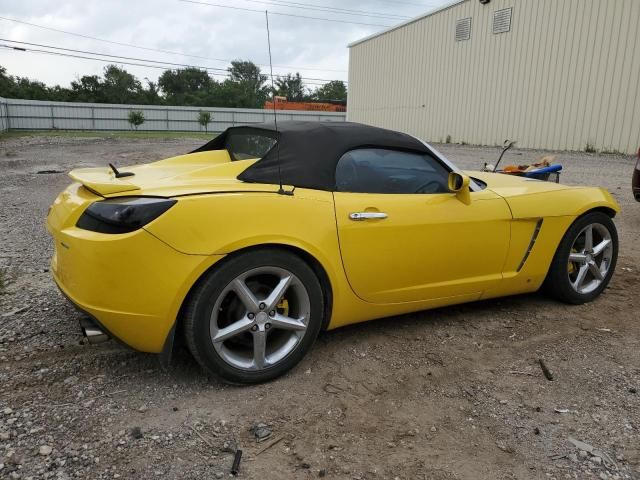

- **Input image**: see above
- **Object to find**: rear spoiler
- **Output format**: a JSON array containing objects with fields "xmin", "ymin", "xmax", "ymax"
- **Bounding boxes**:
[{"xmin": 69, "ymin": 168, "xmax": 140, "ymax": 196}]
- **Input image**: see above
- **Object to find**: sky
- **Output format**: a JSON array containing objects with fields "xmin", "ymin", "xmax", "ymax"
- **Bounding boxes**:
[{"xmin": 0, "ymin": 0, "xmax": 450, "ymax": 90}]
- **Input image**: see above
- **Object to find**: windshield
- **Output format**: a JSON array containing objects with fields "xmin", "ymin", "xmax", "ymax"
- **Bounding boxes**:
[{"xmin": 225, "ymin": 131, "xmax": 277, "ymax": 161}]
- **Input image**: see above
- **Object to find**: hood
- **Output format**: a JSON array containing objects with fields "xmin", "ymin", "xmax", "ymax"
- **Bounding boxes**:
[
  {"xmin": 468, "ymin": 170, "xmax": 574, "ymax": 196},
  {"xmin": 467, "ymin": 171, "xmax": 620, "ymax": 218},
  {"xmin": 68, "ymin": 150, "xmax": 280, "ymax": 197}
]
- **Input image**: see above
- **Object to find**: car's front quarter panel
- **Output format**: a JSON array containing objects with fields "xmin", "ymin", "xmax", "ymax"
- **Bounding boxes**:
[
  {"xmin": 480, "ymin": 184, "xmax": 620, "ymax": 299},
  {"xmin": 502, "ymin": 186, "xmax": 620, "ymax": 219}
]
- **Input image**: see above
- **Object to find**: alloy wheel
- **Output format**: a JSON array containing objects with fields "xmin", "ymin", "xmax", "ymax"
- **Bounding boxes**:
[
  {"xmin": 209, "ymin": 266, "xmax": 311, "ymax": 371},
  {"xmin": 567, "ymin": 223, "xmax": 613, "ymax": 294}
]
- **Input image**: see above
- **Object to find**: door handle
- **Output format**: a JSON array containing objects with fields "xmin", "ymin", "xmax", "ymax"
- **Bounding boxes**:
[{"xmin": 349, "ymin": 212, "xmax": 388, "ymax": 221}]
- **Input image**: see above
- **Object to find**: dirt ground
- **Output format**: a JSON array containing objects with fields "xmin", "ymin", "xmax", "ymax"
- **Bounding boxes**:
[{"xmin": 0, "ymin": 134, "xmax": 638, "ymax": 480}]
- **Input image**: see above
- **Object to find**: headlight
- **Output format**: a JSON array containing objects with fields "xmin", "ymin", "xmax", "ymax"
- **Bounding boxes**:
[{"xmin": 76, "ymin": 197, "xmax": 176, "ymax": 234}]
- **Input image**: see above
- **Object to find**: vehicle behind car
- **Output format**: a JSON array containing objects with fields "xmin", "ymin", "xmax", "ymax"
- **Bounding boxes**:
[{"xmin": 633, "ymin": 148, "xmax": 640, "ymax": 201}]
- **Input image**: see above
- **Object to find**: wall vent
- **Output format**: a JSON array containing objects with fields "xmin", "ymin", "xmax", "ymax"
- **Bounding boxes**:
[
  {"xmin": 455, "ymin": 17, "xmax": 472, "ymax": 41},
  {"xmin": 493, "ymin": 7, "xmax": 512, "ymax": 34}
]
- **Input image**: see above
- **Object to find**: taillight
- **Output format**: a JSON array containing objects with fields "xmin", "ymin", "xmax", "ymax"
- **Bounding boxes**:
[{"xmin": 76, "ymin": 197, "xmax": 176, "ymax": 234}]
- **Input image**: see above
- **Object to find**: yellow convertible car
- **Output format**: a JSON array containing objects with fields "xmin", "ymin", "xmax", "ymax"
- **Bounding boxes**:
[{"xmin": 47, "ymin": 122, "xmax": 619, "ymax": 383}]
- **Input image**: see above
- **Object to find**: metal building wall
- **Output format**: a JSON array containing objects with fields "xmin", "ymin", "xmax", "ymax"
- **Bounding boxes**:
[
  {"xmin": 348, "ymin": 0, "xmax": 640, "ymax": 154},
  {"xmin": 3, "ymin": 98, "xmax": 346, "ymax": 132}
]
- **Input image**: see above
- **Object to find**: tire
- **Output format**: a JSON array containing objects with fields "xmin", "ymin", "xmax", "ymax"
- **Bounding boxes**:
[
  {"xmin": 183, "ymin": 248, "xmax": 324, "ymax": 384},
  {"xmin": 544, "ymin": 211, "xmax": 618, "ymax": 304}
]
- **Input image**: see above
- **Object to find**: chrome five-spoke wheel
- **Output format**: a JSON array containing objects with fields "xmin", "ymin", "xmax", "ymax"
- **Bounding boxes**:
[
  {"xmin": 184, "ymin": 249, "xmax": 323, "ymax": 384},
  {"xmin": 567, "ymin": 223, "xmax": 614, "ymax": 294},
  {"xmin": 544, "ymin": 211, "xmax": 618, "ymax": 305},
  {"xmin": 210, "ymin": 267, "xmax": 310, "ymax": 371}
]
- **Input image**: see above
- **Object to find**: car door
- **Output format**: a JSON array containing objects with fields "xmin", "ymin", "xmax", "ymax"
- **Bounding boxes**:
[{"xmin": 333, "ymin": 148, "xmax": 512, "ymax": 304}]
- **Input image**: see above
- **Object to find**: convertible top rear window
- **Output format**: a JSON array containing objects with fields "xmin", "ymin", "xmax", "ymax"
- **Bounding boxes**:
[{"xmin": 224, "ymin": 129, "xmax": 277, "ymax": 161}]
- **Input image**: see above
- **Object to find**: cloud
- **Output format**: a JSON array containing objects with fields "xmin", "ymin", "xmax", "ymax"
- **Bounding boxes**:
[{"xmin": 0, "ymin": 0, "xmax": 441, "ymax": 89}]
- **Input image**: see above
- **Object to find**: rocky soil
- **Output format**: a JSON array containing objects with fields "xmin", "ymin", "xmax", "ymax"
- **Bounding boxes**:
[{"xmin": 0, "ymin": 134, "xmax": 638, "ymax": 480}]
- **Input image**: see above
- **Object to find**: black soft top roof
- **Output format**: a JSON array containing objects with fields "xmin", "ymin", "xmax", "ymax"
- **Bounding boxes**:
[{"xmin": 193, "ymin": 121, "xmax": 430, "ymax": 191}]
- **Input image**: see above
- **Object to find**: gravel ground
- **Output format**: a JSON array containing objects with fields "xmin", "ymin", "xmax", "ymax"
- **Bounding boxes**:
[{"xmin": 0, "ymin": 134, "xmax": 638, "ymax": 480}]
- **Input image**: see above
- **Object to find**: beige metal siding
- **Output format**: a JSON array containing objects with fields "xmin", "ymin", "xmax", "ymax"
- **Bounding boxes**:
[{"xmin": 348, "ymin": 0, "xmax": 640, "ymax": 154}]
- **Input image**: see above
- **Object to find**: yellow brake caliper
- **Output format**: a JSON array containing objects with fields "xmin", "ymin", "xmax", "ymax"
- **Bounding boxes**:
[
  {"xmin": 277, "ymin": 298, "xmax": 290, "ymax": 317},
  {"xmin": 568, "ymin": 248, "xmax": 577, "ymax": 274}
]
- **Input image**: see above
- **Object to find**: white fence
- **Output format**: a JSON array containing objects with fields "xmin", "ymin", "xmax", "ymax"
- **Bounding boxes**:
[
  {"xmin": 0, "ymin": 97, "xmax": 346, "ymax": 132},
  {"xmin": 0, "ymin": 97, "xmax": 9, "ymax": 133}
]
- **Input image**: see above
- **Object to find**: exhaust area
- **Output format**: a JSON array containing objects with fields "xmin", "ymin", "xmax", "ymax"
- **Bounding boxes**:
[{"xmin": 79, "ymin": 317, "xmax": 110, "ymax": 344}]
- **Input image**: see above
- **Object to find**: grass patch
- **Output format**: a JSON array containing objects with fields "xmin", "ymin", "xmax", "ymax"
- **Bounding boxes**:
[
  {"xmin": 0, "ymin": 130, "xmax": 217, "ymax": 141},
  {"xmin": 600, "ymin": 149, "xmax": 625, "ymax": 155},
  {"xmin": 585, "ymin": 143, "xmax": 597, "ymax": 153}
]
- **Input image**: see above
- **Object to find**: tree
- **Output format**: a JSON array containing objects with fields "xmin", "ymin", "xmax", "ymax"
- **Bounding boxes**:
[
  {"xmin": 0, "ymin": 66, "xmax": 13, "ymax": 95},
  {"xmin": 0, "ymin": 66, "xmax": 55, "ymax": 101},
  {"xmin": 197, "ymin": 110, "xmax": 212, "ymax": 132},
  {"xmin": 127, "ymin": 110, "xmax": 145, "ymax": 130},
  {"xmin": 0, "ymin": 63, "xmax": 340, "ymax": 109},
  {"xmin": 226, "ymin": 61, "xmax": 269, "ymax": 108},
  {"xmin": 141, "ymin": 79, "xmax": 162, "ymax": 105},
  {"xmin": 70, "ymin": 75, "xmax": 103, "ymax": 102},
  {"xmin": 158, "ymin": 68, "xmax": 212, "ymax": 105},
  {"xmin": 312, "ymin": 80, "xmax": 347, "ymax": 102},
  {"xmin": 69, "ymin": 66, "xmax": 145, "ymax": 104},
  {"xmin": 102, "ymin": 65, "xmax": 143, "ymax": 104},
  {"xmin": 274, "ymin": 73, "xmax": 306, "ymax": 101}
]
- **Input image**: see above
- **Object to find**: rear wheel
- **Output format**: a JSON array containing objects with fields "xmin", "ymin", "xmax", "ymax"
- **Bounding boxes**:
[
  {"xmin": 183, "ymin": 249, "xmax": 324, "ymax": 384},
  {"xmin": 544, "ymin": 212, "xmax": 618, "ymax": 304}
]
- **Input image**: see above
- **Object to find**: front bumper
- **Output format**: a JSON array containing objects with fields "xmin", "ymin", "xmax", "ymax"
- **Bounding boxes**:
[{"xmin": 48, "ymin": 184, "xmax": 223, "ymax": 353}]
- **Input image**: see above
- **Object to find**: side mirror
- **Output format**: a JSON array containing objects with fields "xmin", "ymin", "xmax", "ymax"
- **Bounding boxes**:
[{"xmin": 448, "ymin": 172, "xmax": 472, "ymax": 204}]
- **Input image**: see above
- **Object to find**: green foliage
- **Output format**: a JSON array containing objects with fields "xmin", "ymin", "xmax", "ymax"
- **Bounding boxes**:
[
  {"xmin": 127, "ymin": 110, "xmax": 145, "ymax": 130},
  {"xmin": 275, "ymin": 73, "xmax": 306, "ymax": 101},
  {"xmin": 311, "ymin": 80, "xmax": 347, "ymax": 102},
  {"xmin": 585, "ymin": 143, "xmax": 597, "ymax": 153},
  {"xmin": 0, "ymin": 62, "xmax": 347, "ymax": 109},
  {"xmin": 446, "ymin": 134, "xmax": 452, "ymax": 144},
  {"xmin": 1, "ymin": 66, "xmax": 55, "ymax": 101},
  {"xmin": 159, "ymin": 68, "xmax": 212, "ymax": 105},
  {"xmin": 197, "ymin": 111, "xmax": 212, "ymax": 132}
]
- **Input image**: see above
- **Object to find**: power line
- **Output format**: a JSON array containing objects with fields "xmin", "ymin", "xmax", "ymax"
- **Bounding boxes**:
[
  {"xmin": 0, "ymin": 44, "xmax": 342, "ymax": 87},
  {"xmin": 227, "ymin": 0, "xmax": 411, "ymax": 20},
  {"xmin": 0, "ymin": 16, "xmax": 347, "ymax": 73},
  {"xmin": 178, "ymin": 0, "xmax": 392, "ymax": 27},
  {"xmin": 0, "ymin": 39, "xmax": 347, "ymax": 83},
  {"xmin": 0, "ymin": 45, "xmax": 225, "ymax": 79}
]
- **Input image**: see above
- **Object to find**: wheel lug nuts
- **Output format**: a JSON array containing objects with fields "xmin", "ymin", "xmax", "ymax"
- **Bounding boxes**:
[
  {"xmin": 265, "ymin": 323, "xmax": 271, "ymax": 330},
  {"xmin": 269, "ymin": 310, "xmax": 275, "ymax": 317},
  {"xmin": 259, "ymin": 302, "xmax": 266, "ymax": 310},
  {"xmin": 248, "ymin": 313, "xmax": 255, "ymax": 319},
  {"xmin": 251, "ymin": 325, "xmax": 258, "ymax": 332}
]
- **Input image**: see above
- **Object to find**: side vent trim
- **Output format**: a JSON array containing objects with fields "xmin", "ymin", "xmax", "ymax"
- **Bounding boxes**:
[{"xmin": 517, "ymin": 219, "xmax": 543, "ymax": 272}]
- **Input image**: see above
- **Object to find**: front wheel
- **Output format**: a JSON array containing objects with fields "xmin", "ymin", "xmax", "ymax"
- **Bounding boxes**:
[
  {"xmin": 183, "ymin": 249, "xmax": 324, "ymax": 384},
  {"xmin": 544, "ymin": 211, "xmax": 618, "ymax": 304}
]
